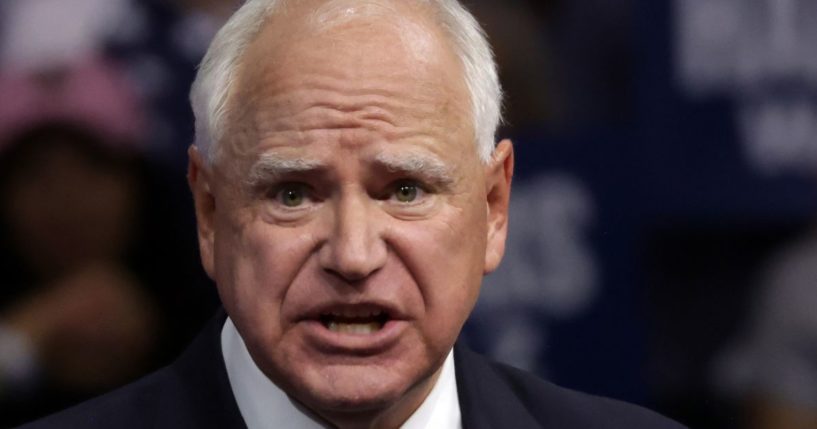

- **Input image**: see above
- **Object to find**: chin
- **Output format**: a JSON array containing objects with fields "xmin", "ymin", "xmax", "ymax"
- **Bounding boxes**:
[
  {"xmin": 247, "ymin": 328, "xmax": 444, "ymax": 421},
  {"xmin": 298, "ymin": 364, "xmax": 412, "ymax": 410}
]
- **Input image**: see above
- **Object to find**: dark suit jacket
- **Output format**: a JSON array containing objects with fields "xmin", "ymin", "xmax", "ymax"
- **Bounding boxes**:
[{"xmin": 20, "ymin": 312, "xmax": 686, "ymax": 428}]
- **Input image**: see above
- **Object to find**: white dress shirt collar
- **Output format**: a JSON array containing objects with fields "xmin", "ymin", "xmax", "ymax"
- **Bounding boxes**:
[{"xmin": 221, "ymin": 317, "xmax": 462, "ymax": 429}]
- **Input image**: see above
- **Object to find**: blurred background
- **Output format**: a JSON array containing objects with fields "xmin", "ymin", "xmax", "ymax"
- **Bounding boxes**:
[{"xmin": 1, "ymin": 0, "xmax": 816, "ymax": 428}]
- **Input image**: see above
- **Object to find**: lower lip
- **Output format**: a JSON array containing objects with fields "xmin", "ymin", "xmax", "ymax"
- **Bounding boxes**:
[{"xmin": 300, "ymin": 319, "xmax": 407, "ymax": 354}]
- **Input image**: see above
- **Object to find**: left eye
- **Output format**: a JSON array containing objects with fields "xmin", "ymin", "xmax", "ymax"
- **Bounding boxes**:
[{"xmin": 394, "ymin": 182, "xmax": 419, "ymax": 202}]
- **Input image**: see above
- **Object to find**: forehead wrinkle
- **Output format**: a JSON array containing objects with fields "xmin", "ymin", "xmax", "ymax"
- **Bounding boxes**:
[
  {"xmin": 263, "ymin": 72, "xmax": 441, "ymax": 115},
  {"xmin": 288, "ymin": 92, "xmax": 405, "ymax": 132},
  {"xmin": 247, "ymin": 79, "xmax": 449, "ymax": 137}
]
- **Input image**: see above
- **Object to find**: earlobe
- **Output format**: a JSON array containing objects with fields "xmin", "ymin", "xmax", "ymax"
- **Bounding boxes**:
[
  {"xmin": 188, "ymin": 145, "xmax": 217, "ymax": 280},
  {"xmin": 484, "ymin": 139, "xmax": 514, "ymax": 274}
]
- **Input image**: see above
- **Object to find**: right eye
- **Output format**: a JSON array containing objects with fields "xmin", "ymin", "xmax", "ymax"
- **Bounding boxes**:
[{"xmin": 280, "ymin": 186, "xmax": 305, "ymax": 207}]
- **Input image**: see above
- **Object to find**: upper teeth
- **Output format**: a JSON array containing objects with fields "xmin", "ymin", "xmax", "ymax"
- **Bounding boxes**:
[{"xmin": 324, "ymin": 309, "xmax": 384, "ymax": 318}]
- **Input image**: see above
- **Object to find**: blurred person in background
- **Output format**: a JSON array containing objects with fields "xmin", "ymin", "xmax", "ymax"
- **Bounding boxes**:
[
  {"xmin": 465, "ymin": 0, "xmax": 557, "ymax": 132},
  {"xmin": 0, "ymin": 57, "xmax": 152, "ymax": 424},
  {"xmin": 0, "ymin": 0, "xmax": 240, "ymax": 170},
  {"xmin": 0, "ymin": 3, "xmax": 280, "ymax": 425},
  {"xmin": 0, "ymin": 57, "xmax": 197, "ymax": 427},
  {"xmin": 715, "ymin": 227, "xmax": 817, "ymax": 429}
]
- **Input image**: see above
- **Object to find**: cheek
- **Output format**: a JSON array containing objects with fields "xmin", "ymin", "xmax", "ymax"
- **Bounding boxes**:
[
  {"xmin": 213, "ymin": 213, "xmax": 318, "ymax": 339},
  {"xmin": 390, "ymin": 201, "xmax": 487, "ymax": 329}
]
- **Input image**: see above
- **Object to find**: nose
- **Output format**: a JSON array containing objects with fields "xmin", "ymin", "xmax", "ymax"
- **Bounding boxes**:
[{"xmin": 318, "ymin": 192, "xmax": 387, "ymax": 282}]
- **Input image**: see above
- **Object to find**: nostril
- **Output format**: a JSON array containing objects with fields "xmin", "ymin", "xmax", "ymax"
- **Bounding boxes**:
[{"xmin": 319, "ymin": 242, "xmax": 385, "ymax": 282}]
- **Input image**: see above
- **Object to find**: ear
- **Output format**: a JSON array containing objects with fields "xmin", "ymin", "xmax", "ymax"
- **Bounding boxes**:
[
  {"xmin": 483, "ymin": 139, "xmax": 514, "ymax": 274},
  {"xmin": 187, "ymin": 145, "xmax": 217, "ymax": 280}
]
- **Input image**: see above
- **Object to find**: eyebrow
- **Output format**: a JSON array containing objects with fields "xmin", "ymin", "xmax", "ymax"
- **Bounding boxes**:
[
  {"xmin": 246, "ymin": 153, "xmax": 325, "ymax": 187},
  {"xmin": 373, "ymin": 152, "xmax": 454, "ymax": 186},
  {"xmin": 245, "ymin": 151, "xmax": 455, "ymax": 188}
]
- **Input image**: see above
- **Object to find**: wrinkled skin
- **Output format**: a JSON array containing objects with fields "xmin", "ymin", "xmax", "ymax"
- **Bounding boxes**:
[{"xmin": 188, "ymin": 1, "xmax": 513, "ymax": 427}]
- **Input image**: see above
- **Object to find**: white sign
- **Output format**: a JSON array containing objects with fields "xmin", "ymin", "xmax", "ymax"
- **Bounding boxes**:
[
  {"xmin": 474, "ymin": 174, "xmax": 599, "ymax": 372},
  {"xmin": 676, "ymin": 0, "xmax": 817, "ymax": 174}
]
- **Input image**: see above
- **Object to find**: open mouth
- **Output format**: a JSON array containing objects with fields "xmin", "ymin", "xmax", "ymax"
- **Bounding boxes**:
[{"xmin": 318, "ymin": 308, "xmax": 390, "ymax": 335}]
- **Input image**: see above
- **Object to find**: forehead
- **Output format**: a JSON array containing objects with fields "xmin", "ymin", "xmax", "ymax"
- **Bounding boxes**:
[{"xmin": 223, "ymin": 0, "xmax": 473, "ymax": 161}]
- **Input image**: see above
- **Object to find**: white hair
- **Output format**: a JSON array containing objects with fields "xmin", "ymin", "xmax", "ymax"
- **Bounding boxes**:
[{"xmin": 190, "ymin": 0, "xmax": 503, "ymax": 165}]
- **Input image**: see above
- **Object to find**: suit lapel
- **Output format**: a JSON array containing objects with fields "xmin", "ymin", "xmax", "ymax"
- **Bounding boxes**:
[
  {"xmin": 454, "ymin": 343, "xmax": 542, "ymax": 429},
  {"xmin": 169, "ymin": 309, "xmax": 248, "ymax": 429}
]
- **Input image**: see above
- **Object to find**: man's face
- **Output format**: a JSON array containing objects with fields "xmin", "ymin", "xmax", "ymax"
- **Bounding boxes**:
[{"xmin": 189, "ymin": 2, "xmax": 512, "ymax": 424}]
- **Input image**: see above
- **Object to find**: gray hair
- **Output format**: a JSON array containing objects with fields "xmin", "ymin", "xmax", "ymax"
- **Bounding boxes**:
[{"xmin": 190, "ymin": 0, "xmax": 502, "ymax": 165}]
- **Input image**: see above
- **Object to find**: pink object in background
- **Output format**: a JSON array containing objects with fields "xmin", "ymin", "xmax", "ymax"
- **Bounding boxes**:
[{"xmin": 0, "ymin": 56, "xmax": 146, "ymax": 151}]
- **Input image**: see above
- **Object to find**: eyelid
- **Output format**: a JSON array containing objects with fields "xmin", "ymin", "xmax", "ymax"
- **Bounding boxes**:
[
  {"xmin": 391, "ymin": 170, "xmax": 450, "ymax": 191},
  {"xmin": 399, "ymin": 176, "xmax": 436, "ymax": 190},
  {"xmin": 271, "ymin": 181, "xmax": 307, "ymax": 194}
]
